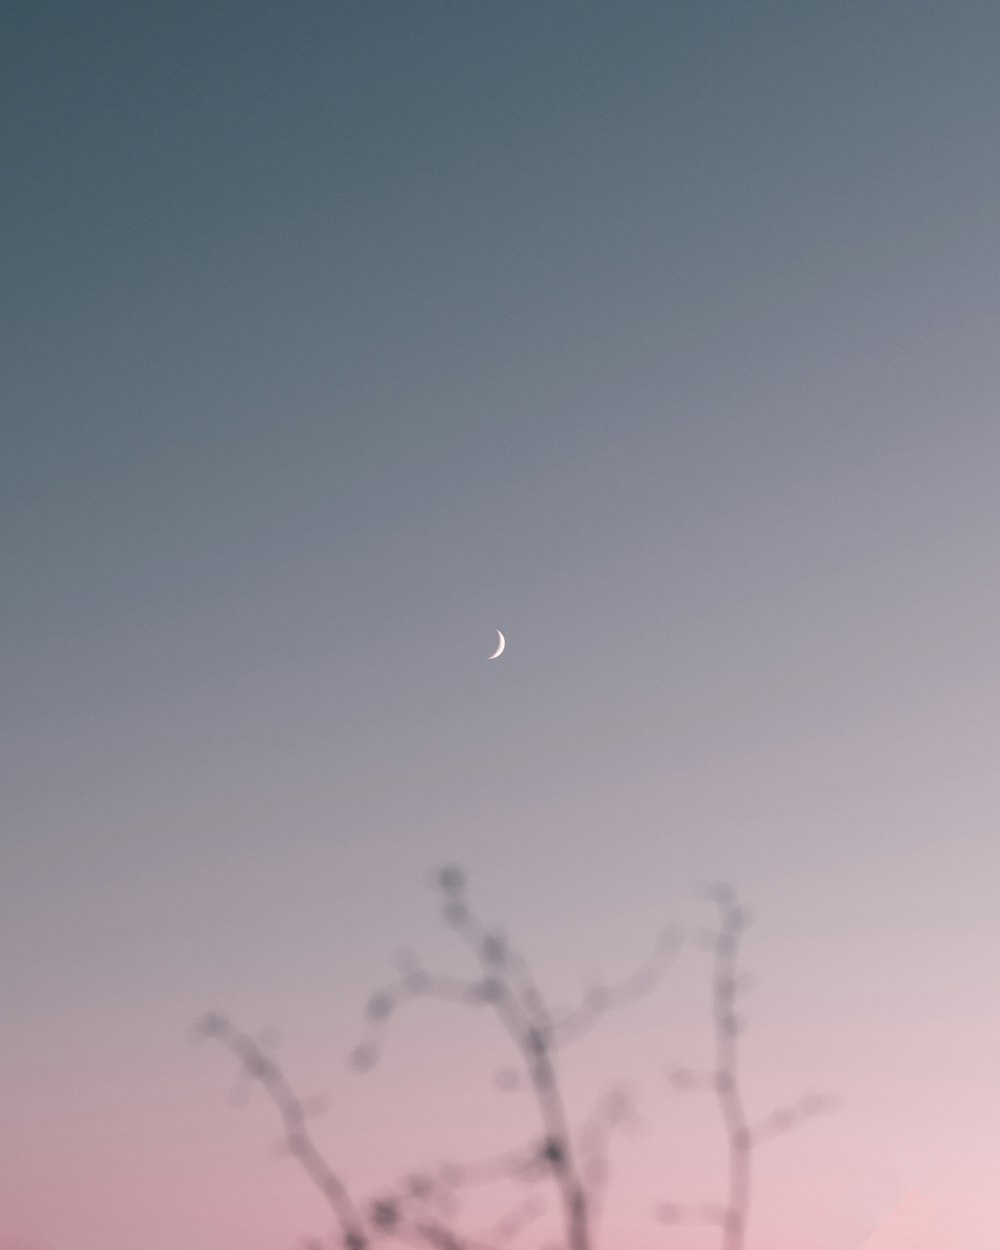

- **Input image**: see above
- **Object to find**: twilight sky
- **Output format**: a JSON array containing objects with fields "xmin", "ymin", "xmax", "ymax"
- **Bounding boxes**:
[{"xmin": 4, "ymin": 4, "xmax": 1000, "ymax": 1248}]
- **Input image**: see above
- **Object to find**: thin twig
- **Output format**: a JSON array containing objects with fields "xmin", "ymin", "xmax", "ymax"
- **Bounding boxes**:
[
  {"xmin": 194, "ymin": 1013, "xmax": 369, "ymax": 1250},
  {"xmin": 353, "ymin": 867, "xmax": 677, "ymax": 1250},
  {"xmin": 660, "ymin": 886, "xmax": 837, "ymax": 1250}
]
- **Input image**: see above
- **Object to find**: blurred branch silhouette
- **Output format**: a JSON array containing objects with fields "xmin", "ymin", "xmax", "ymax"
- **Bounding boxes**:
[
  {"xmin": 194, "ymin": 1010, "xmax": 538, "ymax": 1250},
  {"xmin": 351, "ymin": 866, "xmax": 678, "ymax": 1250},
  {"xmin": 196, "ymin": 869, "xmax": 831, "ymax": 1250},
  {"xmin": 659, "ymin": 884, "xmax": 838, "ymax": 1250},
  {"xmin": 194, "ymin": 1013, "xmax": 369, "ymax": 1250}
]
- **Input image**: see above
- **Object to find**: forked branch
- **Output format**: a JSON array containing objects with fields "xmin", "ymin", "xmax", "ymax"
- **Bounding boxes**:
[
  {"xmin": 352, "ymin": 866, "xmax": 678, "ymax": 1250},
  {"xmin": 660, "ymin": 886, "xmax": 837, "ymax": 1250}
]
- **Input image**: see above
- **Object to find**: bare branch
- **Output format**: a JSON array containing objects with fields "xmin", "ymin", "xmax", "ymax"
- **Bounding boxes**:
[
  {"xmin": 194, "ymin": 1012, "xmax": 369, "ymax": 1250},
  {"xmin": 351, "ymin": 966, "xmax": 501, "ymax": 1071},
  {"xmin": 349, "ymin": 866, "xmax": 675, "ymax": 1250},
  {"xmin": 747, "ymin": 1092, "xmax": 840, "ymax": 1148},
  {"xmin": 196, "ymin": 869, "xmax": 832, "ymax": 1250},
  {"xmin": 576, "ymin": 1088, "xmax": 637, "ymax": 1233},
  {"xmin": 663, "ymin": 886, "xmax": 837, "ymax": 1250},
  {"xmin": 549, "ymin": 927, "xmax": 681, "ymax": 1047}
]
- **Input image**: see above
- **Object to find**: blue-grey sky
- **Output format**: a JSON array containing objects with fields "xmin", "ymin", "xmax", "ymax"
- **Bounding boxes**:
[{"xmin": 4, "ymin": 5, "xmax": 1000, "ymax": 1248}]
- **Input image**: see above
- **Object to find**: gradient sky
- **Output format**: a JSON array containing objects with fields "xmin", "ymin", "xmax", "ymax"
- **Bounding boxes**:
[{"xmin": 4, "ymin": 4, "xmax": 1000, "ymax": 1248}]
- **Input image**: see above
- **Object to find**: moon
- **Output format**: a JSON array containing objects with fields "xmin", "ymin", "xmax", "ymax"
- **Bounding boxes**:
[{"xmin": 488, "ymin": 629, "xmax": 505, "ymax": 660}]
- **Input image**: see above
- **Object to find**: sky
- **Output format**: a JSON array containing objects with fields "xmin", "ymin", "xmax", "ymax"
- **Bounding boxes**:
[{"xmin": 3, "ymin": 3, "xmax": 1000, "ymax": 1247}]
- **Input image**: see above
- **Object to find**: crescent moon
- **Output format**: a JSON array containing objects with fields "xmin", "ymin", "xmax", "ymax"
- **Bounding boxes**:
[{"xmin": 488, "ymin": 630, "xmax": 505, "ymax": 660}]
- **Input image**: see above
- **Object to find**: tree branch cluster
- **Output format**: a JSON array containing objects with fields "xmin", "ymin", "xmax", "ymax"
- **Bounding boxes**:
[{"xmin": 196, "ymin": 870, "xmax": 833, "ymax": 1250}]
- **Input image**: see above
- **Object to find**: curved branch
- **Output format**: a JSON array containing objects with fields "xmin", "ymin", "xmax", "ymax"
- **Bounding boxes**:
[
  {"xmin": 549, "ymin": 927, "xmax": 681, "ymax": 1047},
  {"xmin": 195, "ymin": 1012, "xmax": 368, "ymax": 1250}
]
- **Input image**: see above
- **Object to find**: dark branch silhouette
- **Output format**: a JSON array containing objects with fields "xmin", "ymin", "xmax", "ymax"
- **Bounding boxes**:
[
  {"xmin": 196, "ymin": 869, "xmax": 833, "ymax": 1250},
  {"xmin": 193, "ymin": 1013, "xmax": 369, "ymax": 1250},
  {"xmin": 659, "ymin": 884, "xmax": 838, "ymax": 1250},
  {"xmin": 351, "ymin": 866, "xmax": 679, "ymax": 1250}
]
